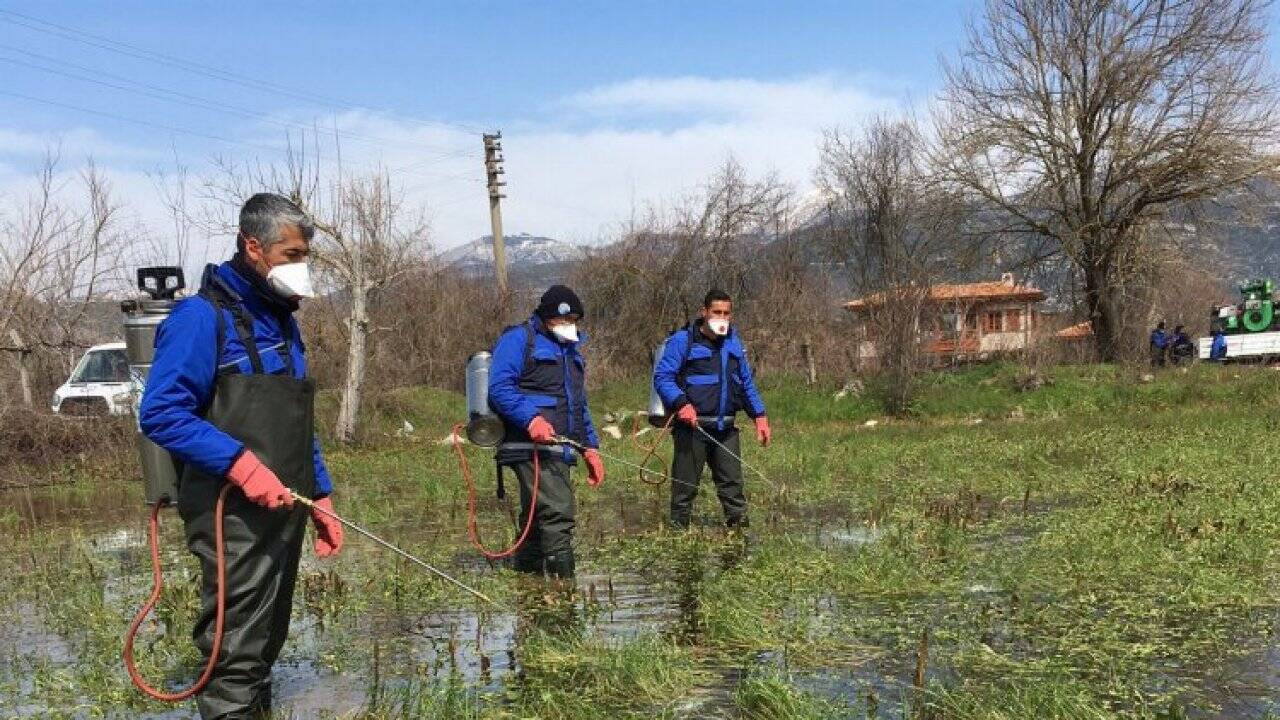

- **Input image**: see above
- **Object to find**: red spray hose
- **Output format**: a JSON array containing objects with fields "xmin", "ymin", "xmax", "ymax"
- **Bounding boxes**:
[
  {"xmin": 123, "ymin": 483, "xmax": 229, "ymax": 702},
  {"xmin": 453, "ymin": 423, "xmax": 541, "ymax": 560}
]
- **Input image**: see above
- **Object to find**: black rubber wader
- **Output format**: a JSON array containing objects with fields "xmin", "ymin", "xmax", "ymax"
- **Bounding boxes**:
[{"xmin": 176, "ymin": 289, "xmax": 316, "ymax": 720}]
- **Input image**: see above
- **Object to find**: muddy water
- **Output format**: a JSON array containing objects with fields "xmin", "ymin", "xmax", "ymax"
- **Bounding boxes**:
[
  {"xmin": 0, "ymin": 508, "xmax": 702, "ymax": 718},
  {"xmin": 7, "ymin": 484, "xmax": 1278, "ymax": 719}
]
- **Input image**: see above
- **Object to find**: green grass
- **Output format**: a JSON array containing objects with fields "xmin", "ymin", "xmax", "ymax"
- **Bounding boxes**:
[{"xmin": 2, "ymin": 362, "xmax": 1280, "ymax": 718}]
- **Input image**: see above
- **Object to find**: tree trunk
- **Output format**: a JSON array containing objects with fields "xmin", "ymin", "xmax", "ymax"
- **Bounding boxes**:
[
  {"xmin": 9, "ymin": 330, "xmax": 32, "ymax": 407},
  {"xmin": 336, "ymin": 286, "xmax": 369, "ymax": 443},
  {"xmin": 1083, "ymin": 261, "xmax": 1121, "ymax": 363}
]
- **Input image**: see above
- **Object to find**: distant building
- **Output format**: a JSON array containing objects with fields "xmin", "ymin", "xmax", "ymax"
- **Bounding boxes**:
[{"xmin": 843, "ymin": 273, "xmax": 1047, "ymax": 368}]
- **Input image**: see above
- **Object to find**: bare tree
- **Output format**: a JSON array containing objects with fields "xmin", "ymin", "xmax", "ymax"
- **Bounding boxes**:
[
  {"xmin": 305, "ymin": 172, "xmax": 429, "ymax": 443},
  {"xmin": 0, "ymin": 153, "xmax": 129, "ymax": 404},
  {"xmin": 819, "ymin": 117, "xmax": 970, "ymax": 415},
  {"xmin": 201, "ymin": 140, "xmax": 429, "ymax": 443},
  {"xmin": 572, "ymin": 159, "xmax": 797, "ymax": 378},
  {"xmin": 935, "ymin": 0, "xmax": 1279, "ymax": 361}
]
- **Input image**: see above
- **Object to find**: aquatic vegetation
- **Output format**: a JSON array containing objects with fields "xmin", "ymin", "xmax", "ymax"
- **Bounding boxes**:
[{"xmin": 1, "ymin": 363, "xmax": 1278, "ymax": 718}]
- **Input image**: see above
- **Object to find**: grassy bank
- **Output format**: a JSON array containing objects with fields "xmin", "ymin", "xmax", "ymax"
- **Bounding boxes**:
[{"xmin": 1, "ymin": 362, "xmax": 1279, "ymax": 718}]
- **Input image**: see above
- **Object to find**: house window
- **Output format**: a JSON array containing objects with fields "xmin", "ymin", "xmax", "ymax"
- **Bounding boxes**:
[
  {"xmin": 1006, "ymin": 310, "xmax": 1022, "ymax": 331},
  {"xmin": 982, "ymin": 311, "xmax": 1003, "ymax": 333}
]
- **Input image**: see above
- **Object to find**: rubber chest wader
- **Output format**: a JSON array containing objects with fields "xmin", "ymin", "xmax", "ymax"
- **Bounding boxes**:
[{"xmin": 177, "ymin": 282, "xmax": 316, "ymax": 720}]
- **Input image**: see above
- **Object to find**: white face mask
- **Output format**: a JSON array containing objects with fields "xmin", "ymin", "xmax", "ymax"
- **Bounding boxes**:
[
  {"xmin": 550, "ymin": 323, "xmax": 579, "ymax": 343},
  {"xmin": 267, "ymin": 262, "xmax": 315, "ymax": 300},
  {"xmin": 707, "ymin": 318, "xmax": 730, "ymax": 337}
]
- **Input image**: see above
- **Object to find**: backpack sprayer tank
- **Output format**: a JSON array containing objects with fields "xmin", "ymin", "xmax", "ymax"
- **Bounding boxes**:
[
  {"xmin": 120, "ymin": 267, "xmax": 185, "ymax": 506},
  {"xmin": 465, "ymin": 351, "xmax": 504, "ymax": 447},
  {"xmin": 647, "ymin": 336, "xmax": 671, "ymax": 427}
]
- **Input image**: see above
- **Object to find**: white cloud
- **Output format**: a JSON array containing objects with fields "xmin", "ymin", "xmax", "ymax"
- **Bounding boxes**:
[
  {"xmin": 563, "ymin": 75, "xmax": 897, "ymax": 127},
  {"xmin": 0, "ymin": 75, "xmax": 903, "ymax": 259}
]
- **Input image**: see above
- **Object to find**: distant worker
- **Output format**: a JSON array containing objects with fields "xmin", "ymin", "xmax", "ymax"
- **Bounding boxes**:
[
  {"xmin": 140, "ymin": 193, "xmax": 344, "ymax": 718},
  {"xmin": 1169, "ymin": 325, "xmax": 1194, "ymax": 365},
  {"xmin": 1210, "ymin": 326, "xmax": 1229, "ymax": 362},
  {"xmin": 1149, "ymin": 321, "xmax": 1169, "ymax": 367},
  {"xmin": 487, "ymin": 285, "xmax": 604, "ymax": 579},
  {"xmin": 654, "ymin": 289, "xmax": 770, "ymax": 529}
]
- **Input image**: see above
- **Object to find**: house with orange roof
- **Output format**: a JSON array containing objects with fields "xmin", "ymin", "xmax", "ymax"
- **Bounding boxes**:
[{"xmin": 843, "ymin": 273, "xmax": 1048, "ymax": 368}]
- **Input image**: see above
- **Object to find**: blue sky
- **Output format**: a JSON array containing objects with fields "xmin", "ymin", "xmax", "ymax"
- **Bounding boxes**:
[{"xmin": 0, "ymin": 1, "xmax": 1276, "ymax": 255}]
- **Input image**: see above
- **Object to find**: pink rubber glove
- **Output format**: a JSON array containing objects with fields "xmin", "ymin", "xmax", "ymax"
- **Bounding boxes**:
[
  {"xmin": 310, "ymin": 497, "xmax": 344, "ymax": 558},
  {"xmin": 676, "ymin": 404, "xmax": 699, "ymax": 427},
  {"xmin": 226, "ymin": 450, "xmax": 293, "ymax": 510},
  {"xmin": 527, "ymin": 416, "xmax": 557, "ymax": 444},
  {"xmin": 584, "ymin": 449, "xmax": 605, "ymax": 487},
  {"xmin": 754, "ymin": 416, "xmax": 772, "ymax": 447}
]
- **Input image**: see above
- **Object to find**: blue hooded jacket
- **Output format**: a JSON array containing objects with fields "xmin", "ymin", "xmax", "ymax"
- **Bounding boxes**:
[
  {"xmin": 653, "ymin": 320, "xmax": 766, "ymax": 431},
  {"xmin": 139, "ymin": 261, "xmax": 333, "ymax": 497},
  {"xmin": 488, "ymin": 315, "xmax": 599, "ymax": 463}
]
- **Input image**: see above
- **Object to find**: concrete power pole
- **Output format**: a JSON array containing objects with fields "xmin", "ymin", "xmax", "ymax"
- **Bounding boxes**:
[{"xmin": 482, "ymin": 132, "xmax": 508, "ymax": 296}]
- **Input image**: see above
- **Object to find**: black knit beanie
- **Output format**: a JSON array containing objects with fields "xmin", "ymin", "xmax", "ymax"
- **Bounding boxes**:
[{"xmin": 536, "ymin": 284, "xmax": 585, "ymax": 320}]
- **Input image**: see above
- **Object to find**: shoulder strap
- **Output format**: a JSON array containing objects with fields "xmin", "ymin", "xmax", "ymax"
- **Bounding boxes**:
[
  {"xmin": 523, "ymin": 321, "xmax": 536, "ymax": 371},
  {"xmin": 199, "ymin": 284, "xmax": 264, "ymax": 375}
]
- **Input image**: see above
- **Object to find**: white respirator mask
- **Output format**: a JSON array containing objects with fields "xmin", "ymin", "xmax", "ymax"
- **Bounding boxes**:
[
  {"xmin": 550, "ymin": 323, "xmax": 579, "ymax": 343},
  {"xmin": 267, "ymin": 262, "xmax": 315, "ymax": 300},
  {"xmin": 707, "ymin": 319, "xmax": 730, "ymax": 337}
]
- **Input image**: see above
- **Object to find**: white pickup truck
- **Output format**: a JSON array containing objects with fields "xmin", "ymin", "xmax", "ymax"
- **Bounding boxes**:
[
  {"xmin": 1198, "ymin": 332, "xmax": 1280, "ymax": 362},
  {"xmin": 51, "ymin": 342, "xmax": 138, "ymax": 415}
]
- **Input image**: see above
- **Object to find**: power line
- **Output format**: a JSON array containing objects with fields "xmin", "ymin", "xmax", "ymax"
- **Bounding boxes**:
[
  {"xmin": 0, "ymin": 88, "xmax": 485, "ymax": 186},
  {"xmin": 0, "ymin": 7, "xmax": 494, "ymax": 137},
  {"xmin": 0, "ymin": 47, "xmax": 476, "ymax": 163},
  {"xmin": 0, "ymin": 88, "xmax": 282, "ymax": 156}
]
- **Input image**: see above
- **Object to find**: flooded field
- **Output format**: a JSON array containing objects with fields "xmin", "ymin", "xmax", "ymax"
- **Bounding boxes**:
[{"xmin": 3, "ymin": 365, "xmax": 1280, "ymax": 718}]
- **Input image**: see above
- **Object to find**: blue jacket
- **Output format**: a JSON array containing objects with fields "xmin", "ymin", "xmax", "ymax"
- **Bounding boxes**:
[
  {"xmin": 139, "ymin": 262, "xmax": 333, "ymax": 497},
  {"xmin": 1210, "ymin": 331, "xmax": 1228, "ymax": 360},
  {"xmin": 653, "ymin": 321, "xmax": 766, "ymax": 430},
  {"xmin": 1150, "ymin": 329, "xmax": 1169, "ymax": 349},
  {"xmin": 488, "ymin": 316, "xmax": 599, "ymax": 463}
]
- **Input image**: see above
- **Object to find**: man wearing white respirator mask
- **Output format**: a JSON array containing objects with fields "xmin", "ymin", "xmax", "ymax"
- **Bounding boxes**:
[
  {"xmin": 140, "ymin": 193, "xmax": 341, "ymax": 718},
  {"xmin": 487, "ymin": 284, "xmax": 604, "ymax": 579},
  {"xmin": 653, "ymin": 289, "xmax": 770, "ymax": 529}
]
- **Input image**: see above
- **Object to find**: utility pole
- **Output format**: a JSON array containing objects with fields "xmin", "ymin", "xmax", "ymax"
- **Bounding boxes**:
[{"xmin": 482, "ymin": 132, "xmax": 508, "ymax": 296}]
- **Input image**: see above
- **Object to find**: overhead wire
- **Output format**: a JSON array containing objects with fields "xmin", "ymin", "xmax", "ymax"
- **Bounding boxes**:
[
  {"xmin": 0, "ymin": 45, "xmax": 476, "ymax": 161},
  {"xmin": 0, "ymin": 8, "xmax": 493, "ymax": 137}
]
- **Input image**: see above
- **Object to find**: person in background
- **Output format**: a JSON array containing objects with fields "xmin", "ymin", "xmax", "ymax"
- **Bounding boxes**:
[
  {"xmin": 1169, "ymin": 324, "xmax": 1195, "ymax": 365},
  {"xmin": 487, "ymin": 285, "xmax": 604, "ymax": 580},
  {"xmin": 653, "ymin": 289, "xmax": 770, "ymax": 530},
  {"xmin": 1149, "ymin": 321, "xmax": 1169, "ymax": 367}
]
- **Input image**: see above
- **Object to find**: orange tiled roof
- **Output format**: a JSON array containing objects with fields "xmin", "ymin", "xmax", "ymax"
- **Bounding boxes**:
[
  {"xmin": 844, "ymin": 278, "xmax": 1045, "ymax": 310},
  {"xmin": 1055, "ymin": 321, "xmax": 1093, "ymax": 339}
]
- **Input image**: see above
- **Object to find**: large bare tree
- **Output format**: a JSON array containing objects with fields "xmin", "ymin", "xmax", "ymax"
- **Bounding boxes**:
[
  {"xmin": 818, "ymin": 117, "xmax": 971, "ymax": 415},
  {"xmin": 936, "ymin": 0, "xmax": 1279, "ymax": 361}
]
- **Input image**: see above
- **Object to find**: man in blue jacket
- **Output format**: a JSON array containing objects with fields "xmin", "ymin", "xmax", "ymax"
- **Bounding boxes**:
[
  {"xmin": 653, "ymin": 289, "xmax": 770, "ymax": 529},
  {"xmin": 488, "ymin": 285, "xmax": 604, "ymax": 579},
  {"xmin": 140, "ymin": 193, "xmax": 343, "ymax": 719},
  {"xmin": 1150, "ymin": 321, "xmax": 1169, "ymax": 367}
]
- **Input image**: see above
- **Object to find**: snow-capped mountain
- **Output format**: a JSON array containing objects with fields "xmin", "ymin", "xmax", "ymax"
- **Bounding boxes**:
[{"xmin": 439, "ymin": 233, "xmax": 584, "ymax": 273}]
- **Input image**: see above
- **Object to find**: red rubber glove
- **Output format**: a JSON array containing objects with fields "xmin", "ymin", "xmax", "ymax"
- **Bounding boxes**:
[
  {"xmin": 310, "ymin": 496, "xmax": 344, "ymax": 558},
  {"xmin": 754, "ymin": 416, "xmax": 772, "ymax": 447},
  {"xmin": 226, "ymin": 450, "xmax": 293, "ymax": 510},
  {"xmin": 676, "ymin": 404, "xmax": 699, "ymax": 427},
  {"xmin": 584, "ymin": 449, "xmax": 605, "ymax": 487},
  {"xmin": 527, "ymin": 415, "xmax": 557, "ymax": 444}
]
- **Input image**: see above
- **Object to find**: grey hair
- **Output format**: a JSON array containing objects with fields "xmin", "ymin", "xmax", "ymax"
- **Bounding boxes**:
[{"xmin": 238, "ymin": 193, "xmax": 314, "ymax": 251}]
